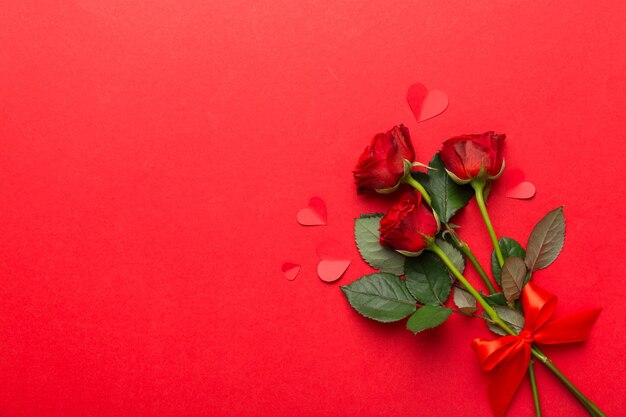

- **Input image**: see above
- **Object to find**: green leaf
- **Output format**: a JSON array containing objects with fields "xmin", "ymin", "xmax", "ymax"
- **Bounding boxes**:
[
  {"xmin": 453, "ymin": 287, "xmax": 477, "ymax": 314},
  {"xmin": 412, "ymin": 153, "xmax": 473, "ymax": 223},
  {"xmin": 501, "ymin": 256, "xmax": 527, "ymax": 302},
  {"xmin": 436, "ymin": 238, "xmax": 465, "ymax": 276},
  {"xmin": 484, "ymin": 305, "xmax": 525, "ymax": 336},
  {"xmin": 491, "ymin": 237, "xmax": 526, "ymax": 285},
  {"xmin": 340, "ymin": 273, "xmax": 416, "ymax": 322},
  {"xmin": 404, "ymin": 252, "xmax": 452, "ymax": 305},
  {"xmin": 483, "ymin": 292, "xmax": 508, "ymax": 307},
  {"xmin": 406, "ymin": 305, "xmax": 452, "ymax": 334},
  {"xmin": 354, "ymin": 215, "xmax": 405, "ymax": 275},
  {"xmin": 525, "ymin": 207, "xmax": 565, "ymax": 272}
]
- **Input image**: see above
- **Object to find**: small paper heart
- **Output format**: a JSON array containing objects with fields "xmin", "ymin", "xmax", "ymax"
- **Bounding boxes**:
[
  {"xmin": 407, "ymin": 83, "xmax": 449, "ymax": 122},
  {"xmin": 297, "ymin": 197, "xmax": 327, "ymax": 226},
  {"xmin": 317, "ymin": 259, "xmax": 351, "ymax": 282},
  {"xmin": 282, "ymin": 262, "xmax": 301, "ymax": 281},
  {"xmin": 506, "ymin": 181, "xmax": 536, "ymax": 200}
]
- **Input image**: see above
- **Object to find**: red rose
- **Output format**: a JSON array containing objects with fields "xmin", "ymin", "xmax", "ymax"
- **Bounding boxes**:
[
  {"xmin": 353, "ymin": 125, "xmax": 415, "ymax": 194},
  {"xmin": 440, "ymin": 132, "xmax": 505, "ymax": 184},
  {"xmin": 379, "ymin": 190, "xmax": 439, "ymax": 255}
]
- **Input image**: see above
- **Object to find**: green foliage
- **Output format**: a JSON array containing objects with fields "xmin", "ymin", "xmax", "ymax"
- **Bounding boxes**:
[
  {"xmin": 340, "ymin": 273, "xmax": 416, "ymax": 323},
  {"xmin": 436, "ymin": 238, "xmax": 465, "ymax": 276},
  {"xmin": 453, "ymin": 287, "xmax": 477, "ymax": 314},
  {"xmin": 483, "ymin": 292, "xmax": 508, "ymax": 307},
  {"xmin": 406, "ymin": 305, "xmax": 452, "ymax": 334},
  {"xmin": 412, "ymin": 153, "xmax": 473, "ymax": 223},
  {"xmin": 484, "ymin": 305, "xmax": 525, "ymax": 336},
  {"xmin": 501, "ymin": 256, "xmax": 528, "ymax": 302},
  {"xmin": 405, "ymin": 252, "xmax": 452, "ymax": 306},
  {"xmin": 354, "ymin": 214, "xmax": 405, "ymax": 275},
  {"xmin": 491, "ymin": 237, "xmax": 526, "ymax": 285},
  {"xmin": 525, "ymin": 207, "xmax": 565, "ymax": 272}
]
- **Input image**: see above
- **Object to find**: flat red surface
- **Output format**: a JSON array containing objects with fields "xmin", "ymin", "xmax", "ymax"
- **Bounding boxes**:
[{"xmin": 1, "ymin": 1, "xmax": 625, "ymax": 416}]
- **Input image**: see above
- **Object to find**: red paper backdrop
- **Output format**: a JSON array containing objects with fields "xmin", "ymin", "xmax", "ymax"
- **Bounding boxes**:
[{"xmin": 1, "ymin": 1, "xmax": 625, "ymax": 416}]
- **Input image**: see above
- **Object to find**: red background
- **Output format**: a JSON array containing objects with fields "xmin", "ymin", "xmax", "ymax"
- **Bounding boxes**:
[{"xmin": 1, "ymin": 1, "xmax": 625, "ymax": 416}]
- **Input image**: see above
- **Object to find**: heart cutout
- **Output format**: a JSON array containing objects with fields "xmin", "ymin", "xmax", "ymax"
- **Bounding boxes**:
[
  {"xmin": 506, "ymin": 181, "xmax": 536, "ymax": 200},
  {"xmin": 316, "ymin": 239, "xmax": 351, "ymax": 282},
  {"xmin": 297, "ymin": 197, "xmax": 327, "ymax": 226},
  {"xmin": 504, "ymin": 168, "xmax": 536, "ymax": 200},
  {"xmin": 317, "ymin": 259, "xmax": 351, "ymax": 283},
  {"xmin": 282, "ymin": 262, "xmax": 301, "ymax": 281},
  {"xmin": 407, "ymin": 83, "xmax": 449, "ymax": 122}
]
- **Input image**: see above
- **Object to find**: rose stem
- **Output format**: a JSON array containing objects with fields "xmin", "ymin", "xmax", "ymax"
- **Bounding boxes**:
[
  {"xmin": 432, "ymin": 243, "xmax": 606, "ymax": 417},
  {"xmin": 428, "ymin": 242, "xmax": 515, "ymax": 335},
  {"xmin": 528, "ymin": 358, "xmax": 542, "ymax": 417},
  {"xmin": 530, "ymin": 348, "xmax": 606, "ymax": 417},
  {"xmin": 463, "ymin": 182, "xmax": 606, "ymax": 416},
  {"xmin": 403, "ymin": 175, "xmax": 432, "ymax": 206},
  {"xmin": 405, "ymin": 177, "xmax": 498, "ymax": 293},
  {"xmin": 433, "ymin": 241, "xmax": 542, "ymax": 413},
  {"xmin": 470, "ymin": 179, "xmax": 542, "ymax": 415},
  {"xmin": 446, "ymin": 227, "xmax": 498, "ymax": 293},
  {"xmin": 470, "ymin": 180, "xmax": 505, "ymax": 266}
]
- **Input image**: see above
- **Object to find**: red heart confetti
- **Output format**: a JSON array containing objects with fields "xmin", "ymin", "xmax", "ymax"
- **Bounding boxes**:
[
  {"xmin": 506, "ymin": 181, "xmax": 536, "ymax": 200},
  {"xmin": 504, "ymin": 168, "xmax": 536, "ymax": 200},
  {"xmin": 316, "ymin": 240, "xmax": 351, "ymax": 282},
  {"xmin": 407, "ymin": 83, "xmax": 449, "ymax": 122},
  {"xmin": 296, "ymin": 197, "xmax": 327, "ymax": 226},
  {"xmin": 317, "ymin": 259, "xmax": 351, "ymax": 283},
  {"xmin": 281, "ymin": 262, "xmax": 301, "ymax": 281}
]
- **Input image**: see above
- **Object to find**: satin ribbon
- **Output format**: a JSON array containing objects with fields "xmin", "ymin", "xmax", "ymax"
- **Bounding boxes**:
[{"xmin": 471, "ymin": 282, "xmax": 600, "ymax": 417}]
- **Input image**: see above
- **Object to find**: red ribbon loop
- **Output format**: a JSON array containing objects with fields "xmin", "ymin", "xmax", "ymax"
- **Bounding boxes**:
[{"xmin": 471, "ymin": 282, "xmax": 601, "ymax": 417}]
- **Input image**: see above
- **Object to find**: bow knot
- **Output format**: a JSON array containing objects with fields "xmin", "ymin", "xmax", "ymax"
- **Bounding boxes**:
[
  {"xmin": 471, "ymin": 282, "xmax": 600, "ymax": 417},
  {"xmin": 518, "ymin": 329, "xmax": 534, "ymax": 343}
]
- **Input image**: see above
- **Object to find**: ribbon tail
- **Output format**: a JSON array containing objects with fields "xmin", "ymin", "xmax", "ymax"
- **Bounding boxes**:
[
  {"xmin": 534, "ymin": 309, "xmax": 601, "ymax": 344},
  {"xmin": 486, "ymin": 342, "xmax": 531, "ymax": 417},
  {"xmin": 471, "ymin": 336, "xmax": 520, "ymax": 370}
]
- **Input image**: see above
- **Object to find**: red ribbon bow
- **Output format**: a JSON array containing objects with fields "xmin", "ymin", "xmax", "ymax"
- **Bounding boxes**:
[{"xmin": 471, "ymin": 282, "xmax": 600, "ymax": 417}]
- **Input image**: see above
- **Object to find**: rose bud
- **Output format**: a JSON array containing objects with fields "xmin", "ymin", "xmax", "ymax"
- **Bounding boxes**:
[
  {"xmin": 353, "ymin": 125, "xmax": 415, "ymax": 194},
  {"xmin": 440, "ymin": 132, "xmax": 506, "ymax": 184},
  {"xmin": 379, "ymin": 190, "xmax": 439, "ymax": 256}
]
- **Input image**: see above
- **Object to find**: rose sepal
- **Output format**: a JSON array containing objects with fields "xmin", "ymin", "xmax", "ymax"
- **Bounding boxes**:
[
  {"xmin": 374, "ymin": 159, "xmax": 412, "ymax": 194},
  {"xmin": 444, "ymin": 168, "xmax": 472, "ymax": 185}
]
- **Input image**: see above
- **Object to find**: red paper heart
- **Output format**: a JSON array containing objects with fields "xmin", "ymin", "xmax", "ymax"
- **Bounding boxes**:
[
  {"xmin": 506, "ymin": 181, "xmax": 536, "ymax": 200},
  {"xmin": 317, "ymin": 259, "xmax": 351, "ymax": 283},
  {"xmin": 504, "ymin": 168, "xmax": 536, "ymax": 200},
  {"xmin": 296, "ymin": 197, "xmax": 327, "ymax": 226},
  {"xmin": 281, "ymin": 262, "xmax": 301, "ymax": 281},
  {"xmin": 316, "ymin": 240, "xmax": 351, "ymax": 282},
  {"xmin": 407, "ymin": 83, "xmax": 449, "ymax": 122}
]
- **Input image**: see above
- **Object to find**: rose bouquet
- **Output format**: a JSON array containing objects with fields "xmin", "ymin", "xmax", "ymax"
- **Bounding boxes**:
[{"xmin": 343, "ymin": 126, "xmax": 606, "ymax": 417}]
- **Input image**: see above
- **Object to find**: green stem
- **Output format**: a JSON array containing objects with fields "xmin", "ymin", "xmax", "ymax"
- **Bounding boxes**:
[
  {"xmin": 471, "ymin": 180, "xmax": 504, "ymax": 267},
  {"xmin": 471, "ymin": 181, "xmax": 543, "ymax": 416},
  {"xmin": 428, "ymin": 242, "xmax": 515, "ymax": 336},
  {"xmin": 456, "ymin": 243, "xmax": 498, "ymax": 293},
  {"xmin": 528, "ymin": 359, "xmax": 542, "ymax": 417},
  {"xmin": 531, "ymin": 348, "xmax": 606, "ymax": 417},
  {"xmin": 436, "ymin": 240, "xmax": 544, "ymax": 416},
  {"xmin": 404, "ymin": 175, "xmax": 432, "ymax": 206}
]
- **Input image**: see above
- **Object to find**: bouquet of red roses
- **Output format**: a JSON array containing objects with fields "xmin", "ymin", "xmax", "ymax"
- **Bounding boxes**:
[{"xmin": 343, "ymin": 126, "xmax": 605, "ymax": 417}]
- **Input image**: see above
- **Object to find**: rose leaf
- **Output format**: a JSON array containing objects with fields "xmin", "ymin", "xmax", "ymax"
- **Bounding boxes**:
[
  {"xmin": 404, "ymin": 252, "xmax": 452, "ymax": 306},
  {"xmin": 406, "ymin": 305, "xmax": 452, "ymax": 334},
  {"xmin": 354, "ymin": 214, "xmax": 405, "ymax": 276},
  {"xmin": 340, "ymin": 273, "xmax": 416, "ymax": 322},
  {"xmin": 525, "ymin": 207, "xmax": 565, "ymax": 272}
]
